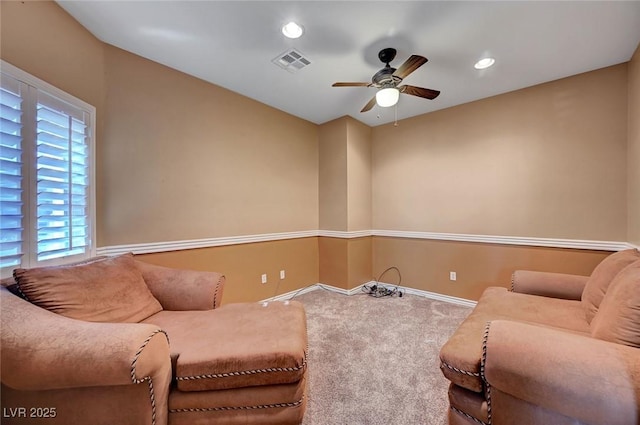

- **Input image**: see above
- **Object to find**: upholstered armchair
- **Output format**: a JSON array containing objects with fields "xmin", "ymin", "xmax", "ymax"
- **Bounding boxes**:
[
  {"xmin": 1, "ymin": 253, "xmax": 308, "ymax": 425},
  {"xmin": 439, "ymin": 248, "xmax": 640, "ymax": 425}
]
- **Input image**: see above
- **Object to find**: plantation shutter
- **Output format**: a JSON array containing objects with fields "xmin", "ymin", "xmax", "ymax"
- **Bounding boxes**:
[
  {"xmin": 0, "ymin": 74, "xmax": 25, "ymax": 269},
  {"xmin": 35, "ymin": 92, "xmax": 91, "ymax": 262},
  {"xmin": 0, "ymin": 61, "xmax": 94, "ymax": 275}
]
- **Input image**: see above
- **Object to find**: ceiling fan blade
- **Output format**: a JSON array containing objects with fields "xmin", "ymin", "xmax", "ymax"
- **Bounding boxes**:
[
  {"xmin": 332, "ymin": 82, "xmax": 371, "ymax": 87},
  {"xmin": 361, "ymin": 96, "xmax": 377, "ymax": 112},
  {"xmin": 399, "ymin": 85, "xmax": 440, "ymax": 100},
  {"xmin": 392, "ymin": 55, "xmax": 428, "ymax": 80}
]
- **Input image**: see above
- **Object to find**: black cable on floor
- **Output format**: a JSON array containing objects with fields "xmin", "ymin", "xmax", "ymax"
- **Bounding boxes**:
[{"xmin": 362, "ymin": 266, "xmax": 403, "ymax": 298}]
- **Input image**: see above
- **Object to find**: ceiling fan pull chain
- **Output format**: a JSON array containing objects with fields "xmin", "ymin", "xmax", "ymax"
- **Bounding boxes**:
[{"xmin": 394, "ymin": 103, "xmax": 399, "ymax": 127}]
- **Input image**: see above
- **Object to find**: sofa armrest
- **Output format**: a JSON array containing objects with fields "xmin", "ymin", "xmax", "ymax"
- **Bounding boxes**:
[
  {"xmin": 135, "ymin": 259, "xmax": 225, "ymax": 310},
  {"xmin": 1, "ymin": 287, "xmax": 171, "ymax": 391},
  {"xmin": 511, "ymin": 270, "xmax": 588, "ymax": 300},
  {"xmin": 482, "ymin": 320, "xmax": 639, "ymax": 425}
]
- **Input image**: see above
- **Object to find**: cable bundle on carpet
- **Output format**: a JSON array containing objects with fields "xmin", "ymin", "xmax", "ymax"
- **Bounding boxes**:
[{"xmin": 362, "ymin": 266, "xmax": 404, "ymax": 298}]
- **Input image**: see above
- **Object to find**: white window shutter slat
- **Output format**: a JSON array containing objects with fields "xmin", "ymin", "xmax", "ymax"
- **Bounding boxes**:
[
  {"xmin": 1, "ymin": 61, "xmax": 95, "ymax": 275},
  {"xmin": 0, "ymin": 74, "xmax": 25, "ymax": 270}
]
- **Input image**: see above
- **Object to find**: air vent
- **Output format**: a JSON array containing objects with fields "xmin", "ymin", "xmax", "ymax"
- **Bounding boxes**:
[{"xmin": 272, "ymin": 49, "xmax": 311, "ymax": 73}]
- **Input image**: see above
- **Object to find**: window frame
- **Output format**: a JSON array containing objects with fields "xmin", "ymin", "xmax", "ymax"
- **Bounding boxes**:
[{"xmin": 1, "ymin": 60, "xmax": 96, "ymax": 277}]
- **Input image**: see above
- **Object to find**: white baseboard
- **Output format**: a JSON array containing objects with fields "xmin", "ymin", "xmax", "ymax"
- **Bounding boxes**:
[
  {"xmin": 261, "ymin": 282, "xmax": 364, "ymax": 303},
  {"xmin": 399, "ymin": 286, "xmax": 477, "ymax": 308},
  {"xmin": 261, "ymin": 281, "xmax": 476, "ymax": 308}
]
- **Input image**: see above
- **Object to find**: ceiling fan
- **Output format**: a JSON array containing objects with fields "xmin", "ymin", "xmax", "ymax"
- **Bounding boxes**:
[{"xmin": 332, "ymin": 48, "xmax": 440, "ymax": 112}]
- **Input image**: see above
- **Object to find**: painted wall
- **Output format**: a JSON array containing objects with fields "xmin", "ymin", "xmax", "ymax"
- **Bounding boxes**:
[
  {"xmin": 371, "ymin": 64, "xmax": 629, "ymax": 299},
  {"xmin": 629, "ymin": 43, "xmax": 640, "ymax": 247},
  {"xmin": 0, "ymin": 1, "xmax": 105, "ymax": 142},
  {"xmin": 102, "ymin": 45, "xmax": 319, "ymax": 245},
  {"xmin": 372, "ymin": 64, "xmax": 628, "ymax": 241},
  {"xmin": 318, "ymin": 116, "xmax": 372, "ymax": 232},
  {"xmin": 347, "ymin": 118, "xmax": 372, "ymax": 231},
  {"xmin": 137, "ymin": 238, "xmax": 319, "ymax": 304},
  {"xmin": 318, "ymin": 118, "xmax": 348, "ymax": 231},
  {"xmin": 373, "ymin": 237, "xmax": 609, "ymax": 300},
  {"xmin": 318, "ymin": 117, "xmax": 373, "ymax": 290},
  {"xmin": 1, "ymin": 1, "xmax": 319, "ymax": 248},
  {"xmin": 100, "ymin": 33, "xmax": 320, "ymax": 301}
]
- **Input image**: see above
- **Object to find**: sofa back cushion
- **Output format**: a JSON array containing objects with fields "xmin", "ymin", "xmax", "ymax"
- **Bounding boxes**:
[
  {"xmin": 590, "ymin": 259, "xmax": 640, "ymax": 348},
  {"xmin": 582, "ymin": 249, "xmax": 640, "ymax": 323},
  {"xmin": 14, "ymin": 253, "xmax": 162, "ymax": 323}
]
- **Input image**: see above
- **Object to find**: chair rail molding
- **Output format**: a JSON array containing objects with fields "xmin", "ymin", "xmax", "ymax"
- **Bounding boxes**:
[
  {"xmin": 96, "ymin": 230, "xmax": 318, "ymax": 256},
  {"xmin": 97, "ymin": 229, "xmax": 633, "ymax": 256},
  {"xmin": 371, "ymin": 230, "xmax": 632, "ymax": 252}
]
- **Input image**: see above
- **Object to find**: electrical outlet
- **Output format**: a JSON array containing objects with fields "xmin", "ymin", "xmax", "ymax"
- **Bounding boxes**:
[
  {"xmin": 280, "ymin": 270, "xmax": 286, "ymax": 280},
  {"xmin": 261, "ymin": 274, "xmax": 267, "ymax": 284},
  {"xmin": 449, "ymin": 271, "xmax": 457, "ymax": 281}
]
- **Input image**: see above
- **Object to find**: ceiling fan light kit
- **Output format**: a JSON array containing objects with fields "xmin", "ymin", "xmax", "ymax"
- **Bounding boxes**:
[
  {"xmin": 332, "ymin": 47, "xmax": 440, "ymax": 113},
  {"xmin": 376, "ymin": 87, "xmax": 400, "ymax": 107}
]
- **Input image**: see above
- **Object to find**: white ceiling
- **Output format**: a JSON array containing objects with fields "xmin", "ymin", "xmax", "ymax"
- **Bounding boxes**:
[{"xmin": 57, "ymin": 1, "xmax": 640, "ymax": 127}]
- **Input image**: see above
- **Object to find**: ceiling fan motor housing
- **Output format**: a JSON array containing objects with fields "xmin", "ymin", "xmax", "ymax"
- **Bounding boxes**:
[
  {"xmin": 372, "ymin": 67, "xmax": 401, "ymax": 87},
  {"xmin": 373, "ymin": 48, "xmax": 402, "ymax": 87}
]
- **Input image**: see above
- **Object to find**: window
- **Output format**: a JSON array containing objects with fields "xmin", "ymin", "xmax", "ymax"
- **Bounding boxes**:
[{"xmin": 1, "ymin": 61, "xmax": 95, "ymax": 277}]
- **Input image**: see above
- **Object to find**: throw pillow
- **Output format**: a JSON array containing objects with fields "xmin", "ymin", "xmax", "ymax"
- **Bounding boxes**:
[
  {"xmin": 14, "ymin": 253, "xmax": 162, "ymax": 323},
  {"xmin": 581, "ymin": 249, "xmax": 640, "ymax": 323},
  {"xmin": 590, "ymin": 259, "xmax": 640, "ymax": 348}
]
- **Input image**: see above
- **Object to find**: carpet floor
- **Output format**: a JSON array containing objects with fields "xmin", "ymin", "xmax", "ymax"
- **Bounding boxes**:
[{"xmin": 295, "ymin": 288, "xmax": 472, "ymax": 425}]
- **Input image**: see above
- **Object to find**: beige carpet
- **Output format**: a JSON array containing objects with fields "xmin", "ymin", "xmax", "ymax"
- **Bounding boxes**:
[{"xmin": 295, "ymin": 288, "xmax": 471, "ymax": 425}]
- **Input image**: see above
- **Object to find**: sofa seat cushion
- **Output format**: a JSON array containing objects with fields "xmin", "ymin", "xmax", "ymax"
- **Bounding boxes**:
[
  {"xmin": 143, "ymin": 301, "xmax": 307, "ymax": 391},
  {"xmin": 448, "ymin": 383, "xmax": 489, "ymax": 425},
  {"xmin": 168, "ymin": 374, "xmax": 306, "ymax": 425},
  {"xmin": 439, "ymin": 287, "xmax": 589, "ymax": 392}
]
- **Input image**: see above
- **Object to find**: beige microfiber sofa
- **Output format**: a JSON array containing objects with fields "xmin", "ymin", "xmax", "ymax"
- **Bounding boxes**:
[
  {"xmin": 0, "ymin": 253, "xmax": 308, "ymax": 425},
  {"xmin": 439, "ymin": 248, "xmax": 640, "ymax": 425}
]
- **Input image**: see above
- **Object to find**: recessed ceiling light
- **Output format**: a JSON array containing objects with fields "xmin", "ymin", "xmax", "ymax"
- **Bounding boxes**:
[
  {"xmin": 474, "ymin": 57, "xmax": 495, "ymax": 70},
  {"xmin": 282, "ymin": 21, "xmax": 304, "ymax": 39}
]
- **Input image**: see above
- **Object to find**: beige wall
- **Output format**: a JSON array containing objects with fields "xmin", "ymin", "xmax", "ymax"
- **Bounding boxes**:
[
  {"xmin": 1, "ymin": 1, "xmax": 319, "ymax": 248},
  {"xmin": 319, "ymin": 116, "xmax": 372, "ymax": 231},
  {"xmin": 347, "ymin": 237, "xmax": 373, "ymax": 288},
  {"xmin": 137, "ymin": 238, "xmax": 319, "ymax": 304},
  {"xmin": 318, "ymin": 117, "xmax": 372, "ymax": 289},
  {"xmin": 372, "ymin": 64, "xmax": 629, "ymax": 241},
  {"xmin": 373, "ymin": 237, "xmax": 609, "ymax": 300},
  {"xmin": 347, "ymin": 118, "xmax": 372, "ymax": 231},
  {"xmin": 101, "ymin": 30, "xmax": 320, "ymax": 300},
  {"xmin": 0, "ymin": 0, "xmax": 105, "ymax": 143},
  {"xmin": 318, "ymin": 237, "xmax": 348, "ymax": 289},
  {"xmin": 629, "ymin": 43, "xmax": 640, "ymax": 246},
  {"xmin": 102, "ymin": 45, "xmax": 319, "ymax": 245},
  {"xmin": 371, "ymin": 64, "xmax": 630, "ymax": 300},
  {"xmin": 318, "ymin": 237, "xmax": 372, "ymax": 290},
  {"xmin": 319, "ymin": 118, "xmax": 348, "ymax": 231}
]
